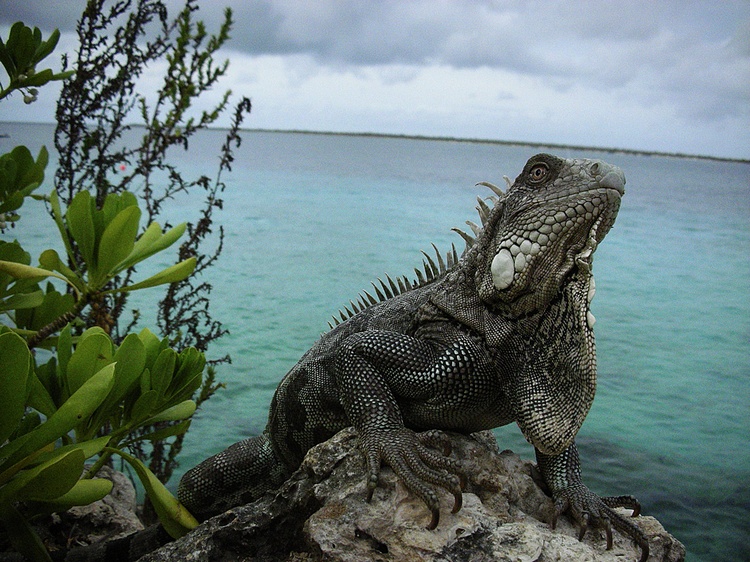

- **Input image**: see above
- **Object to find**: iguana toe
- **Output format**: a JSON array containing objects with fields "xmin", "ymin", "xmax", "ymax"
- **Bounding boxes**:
[
  {"xmin": 552, "ymin": 484, "xmax": 649, "ymax": 562},
  {"xmin": 361, "ymin": 428, "xmax": 464, "ymax": 529}
]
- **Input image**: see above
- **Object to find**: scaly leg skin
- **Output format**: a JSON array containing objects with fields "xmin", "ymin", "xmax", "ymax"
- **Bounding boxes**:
[
  {"xmin": 536, "ymin": 443, "xmax": 650, "ymax": 562},
  {"xmin": 362, "ymin": 427, "xmax": 465, "ymax": 529},
  {"xmin": 336, "ymin": 331, "xmax": 467, "ymax": 529}
]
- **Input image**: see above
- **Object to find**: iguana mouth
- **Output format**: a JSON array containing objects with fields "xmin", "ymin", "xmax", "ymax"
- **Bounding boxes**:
[{"xmin": 574, "ymin": 170, "xmax": 624, "ymax": 275}]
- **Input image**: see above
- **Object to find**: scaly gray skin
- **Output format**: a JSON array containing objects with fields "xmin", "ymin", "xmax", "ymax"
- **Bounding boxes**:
[{"xmin": 178, "ymin": 153, "xmax": 649, "ymax": 561}]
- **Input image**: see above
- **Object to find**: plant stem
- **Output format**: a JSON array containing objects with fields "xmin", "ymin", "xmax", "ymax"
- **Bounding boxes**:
[{"xmin": 26, "ymin": 294, "xmax": 89, "ymax": 349}]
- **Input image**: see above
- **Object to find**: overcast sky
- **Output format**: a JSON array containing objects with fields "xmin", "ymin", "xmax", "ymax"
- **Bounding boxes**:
[{"xmin": 1, "ymin": 0, "xmax": 748, "ymax": 159}]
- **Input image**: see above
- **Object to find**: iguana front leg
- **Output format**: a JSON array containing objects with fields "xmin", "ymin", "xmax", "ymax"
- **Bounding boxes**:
[
  {"xmin": 336, "ymin": 330, "xmax": 467, "ymax": 529},
  {"xmin": 536, "ymin": 443, "xmax": 650, "ymax": 562}
]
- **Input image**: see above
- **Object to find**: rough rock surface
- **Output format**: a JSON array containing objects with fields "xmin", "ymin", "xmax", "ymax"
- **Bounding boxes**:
[
  {"xmin": 0, "ymin": 466, "xmax": 145, "ymax": 561},
  {"xmin": 140, "ymin": 429, "xmax": 684, "ymax": 562},
  {"xmin": 60, "ymin": 465, "xmax": 145, "ymax": 544}
]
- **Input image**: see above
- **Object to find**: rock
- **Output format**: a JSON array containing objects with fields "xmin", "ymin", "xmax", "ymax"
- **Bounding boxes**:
[
  {"xmin": 139, "ymin": 429, "xmax": 685, "ymax": 562},
  {"xmin": 60, "ymin": 465, "xmax": 145, "ymax": 544},
  {"xmin": 0, "ymin": 465, "xmax": 145, "ymax": 561}
]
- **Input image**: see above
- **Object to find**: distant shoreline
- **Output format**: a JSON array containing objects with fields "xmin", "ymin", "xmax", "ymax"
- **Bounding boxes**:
[
  {"xmin": 247, "ymin": 128, "xmax": 750, "ymax": 165},
  {"xmin": 1, "ymin": 120, "xmax": 747, "ymax": 164}
]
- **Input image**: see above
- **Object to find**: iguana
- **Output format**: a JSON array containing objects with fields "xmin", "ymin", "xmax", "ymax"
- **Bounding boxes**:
[{"xmin": 178, "ymin": 153, "xmax": 650, "ymax": 561}]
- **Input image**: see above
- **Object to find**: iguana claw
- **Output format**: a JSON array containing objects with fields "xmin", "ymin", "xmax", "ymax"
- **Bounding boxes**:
[
  {"xmin": 552, "ymin": 485, "xmax": 649, "ymax": 562},
  {"xmin": 361, "ymin": 428, "xmax": 465, "ymax": 529}
]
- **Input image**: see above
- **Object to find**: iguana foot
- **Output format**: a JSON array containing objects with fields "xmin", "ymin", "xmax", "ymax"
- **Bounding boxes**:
[
  {"xmin": 362, "ymin": 428, "xmax": 465, "ymax": 530},
  {"xmin": 552, "ymin": 484, "xmax": 649, "ymax": 562}
]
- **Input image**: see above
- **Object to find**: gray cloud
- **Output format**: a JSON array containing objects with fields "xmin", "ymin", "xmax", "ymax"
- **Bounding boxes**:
[
  {"xmin": 207, "ymin": 0, "xmax": 749, "ymax": 122},
  {"xmin": 1, "ymin": 0, "xmax": 748, "ymax": 157}
]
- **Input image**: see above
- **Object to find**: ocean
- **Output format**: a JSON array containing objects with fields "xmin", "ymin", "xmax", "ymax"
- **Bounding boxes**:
[{"xmin": 2, "ymin": 122, "xmax": 749, "ymax": 560}]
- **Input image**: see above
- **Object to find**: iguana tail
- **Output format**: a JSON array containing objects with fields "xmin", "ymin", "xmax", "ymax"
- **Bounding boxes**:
[{"xmin": 178, "ymin": 430, "xmax": 289, "ymax": 520}]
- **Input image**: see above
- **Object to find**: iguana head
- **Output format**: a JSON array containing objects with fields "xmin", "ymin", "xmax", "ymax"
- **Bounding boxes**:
[{"xmin": 474, "ymin": 153, "xmax": 624, "ymax": 315}]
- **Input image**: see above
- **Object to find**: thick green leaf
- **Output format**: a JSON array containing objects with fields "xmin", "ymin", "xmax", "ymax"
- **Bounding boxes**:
[
  {"xmin": 36, "ymin": 477, "xmax": 112, "ymax": 512},
  {"xmin": 116, "ymin": 222, "xmax": 187, "ymax": 272},
  {"xmin": 150, "ymin": 348, "xmax": 176, "ymax": 401},
  {"xmin": 0, "ymin": 289, "xmax": 44, "ymax": 312},
  {"xmin": 131, "ymin": 419, "xmax": 191, "ymax": 443},
  {"xmin": 32, "ymin": 436, "xmax": 109, "ymax": 467},
  {"xmin": 94, "ymin": 205, "xmax": 141, "ymax": 287},
  {"xmin": 109, "ymin": 334, "xmax": 147, "ymax": 404},
  {"xmin": 9, "ymin": 22, "xmax": 35, "ymax": 73},
  {"xmin": 65, "ymin": 191, "xmax": 96, "ymax": 270},
  {"xmin": 38, "ymin": 248, "xmax": 84, "ymax": 292},
  {"xmin": 144, "ymin": 400, "xmax": 196, "ymax": 425},
  {"xmin": 66, "ymin": 331, "xmax": 114, "ymax": 395},
  {"xmin": 0, "ymin": 332, "xmax": 31, "ymax": 443},
  {"xmin": 130, "ymin": 390, "xmax": 157, "ymax": 423},
  {"xmin": 0, "ymin": 259, "xmax": 69, "ymax": 284},
  {"xmin": 33, "ymin": 28, "xmax": 59, "ymax": 63},
  {"xmin": 56, "ymin": 324, "xmax": 73, "ymax": 397},
  {"xmin": 95, "ymin": 192, "xmax": 137, "ymax": 240},
  {"xmin": 14, "ymin": 286, "xmax": 75, "ymax": 332},
  {"xmin": 116, "ymin": 257, "xmax": 196, "ymax": 293},
  {"xmin": 138, "ymin": 328, "xmax": 163, "ymax": 368},
  {"xmin": 0, "ymin": 502, "xmax": 53, "ymax": 562},
  {"xmin": 166, "ymin": 349, "xmax": 206, "ymax": 405},
  {"xmin": 26, "ymin": 369, "xmax": 57, "ymax": 419},
  {"xmin": 0, "ymin": 363, "xmax": 115, "ymax": 474},
  {"xmin": 0, "ymin": 449, "xmax": 84, "ymax": 505},
  {"xmin": 108, "ymin": 448, "xmax": 197, "ymax": 538},
  {"xmin": 0, "ymin": 36, "xmax": 17, "ymax": 77},
  {"xmin": 49, "ymin": 190, "xmax": 76, "ymax": 265}
]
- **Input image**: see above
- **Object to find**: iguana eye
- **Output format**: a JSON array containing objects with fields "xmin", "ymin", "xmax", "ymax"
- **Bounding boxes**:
[{"xmin": 528, "ymin": 162, "xmax": 549, "ymax": 184}]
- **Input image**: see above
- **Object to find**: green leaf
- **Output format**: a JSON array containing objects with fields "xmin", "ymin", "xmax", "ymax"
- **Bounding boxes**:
[
  {"xmin": 14, "ymin": 284, "xmax": 75, "ymax": 333},
  {"xmin": 0, "ymin": 449, "xmax": 84, "ymax": 504},
  {"xmin": 0, "ymin": 332, "xmax": 31, "ymax": 443},
  {"xmin": 20, "ymin": 68, "xmax": 53, "ymax": 88},
  {"xmin": 26, "ymin": 369, "xmax": 57, "ymax": 419},
  {"xmin": 49, "ymin": 190, "xmax": 76, "ymax": 265},
  {"xmin": 9, "ymin": 22, "xmax": 35, "ymax": 73},
  {"xmin": 66, "ymin": 191, "xmax": 96, "ymax": 271},
  {"xmin": 116, "ymin": 222, "xmax": 187, "ymax": 272},
  {"xmin": 138, "ymin": 328, "xmax": 164, "ymax": 368},
  {"xmin": 130, "ymin": 419, "xmax": 191, "ymax": 443},
  {"xmin": 0, "ymin": 35, "xmax": 17, "ymax": 78},
  {"xmin": 0, "ymin": 289, "xmax": 44, "ymax": 312},
  {"xmin": 144, "ymin": 400, "xmax": 196, "ymax": 425},
  {"xmin": 38, "ymin": 248, "xmax": 84, "ymax": 292},
  {"xmin": 66, "ymin": 332, "xmax": 114, "ymax": 395},
  {"xmin": 93, "ymin": 205, "xmax": 141, "ymax": 287},
  {"xmin": 116, "ymin": 257, "xmax": 196, "ymax": 293},
  {"xmin": 0, "ymin": 363, "xmax": 115, "ymax": 475},
  {"xmin": 0, "ymin": 502, "xmax": 53, "ymax": 562},
  {"xmin": 130, "ymin": 390, "xmax": 158, "ymax": 423},
  {"xmin": 109, "ymin": 334, "xmax": 146, "ymax": 405},
  {"xmin": 107, "ymin": 447, "xmax": 198, "ymax": 538},
  {"xmin": 32, "ymin": 436, "xmax": 109, "ymax": 467},
  {"xmin": 150, "ymin": 348, "xmax": 176, "ymax": 401},
  {"xmin": 0, "ymin": 259, "xmax": 70, "ymax": 284},
  {"xmin": 35, "ymin": 477, "xmax": 112, "ymax": 512},
  {"xmin": 56, "ymin": 324, "xmax": 73, "ymax": 397},
  {"xmin": 33, "ymin": 28, "xmax": 59, "ymax": 63}
]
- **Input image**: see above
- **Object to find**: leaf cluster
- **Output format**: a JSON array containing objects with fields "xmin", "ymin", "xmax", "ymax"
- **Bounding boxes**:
[
  {"xmin": 0, "ymin": 327, "xmax": 201, "ymax": 560},
  {"xmin": 0, "ymin": 1, "xmax": 254, "ymax": 557},
  {"xmin": 0, "ymin": 23, "xmax": 74, "ymax": 103}
]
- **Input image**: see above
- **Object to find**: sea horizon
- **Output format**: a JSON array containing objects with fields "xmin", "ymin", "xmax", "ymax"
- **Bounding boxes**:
[{"xmin": 1, "ymin": 119, "xmax": 748, "ymax": 165}]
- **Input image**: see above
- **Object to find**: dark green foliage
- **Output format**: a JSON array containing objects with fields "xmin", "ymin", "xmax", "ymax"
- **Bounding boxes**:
[
  {"xmin": 52, "ymin": 0, "xmax": 250, "ymax": 487},
  {"xmin": 1, "ymin": 0, "xmax": 253, "ymax": 557}
]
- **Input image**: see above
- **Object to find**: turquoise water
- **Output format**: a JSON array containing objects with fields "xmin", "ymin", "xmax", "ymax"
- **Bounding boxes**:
[{"xmin": 2, "ymin": 123, "xmax": 749, "ymax": 560}]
